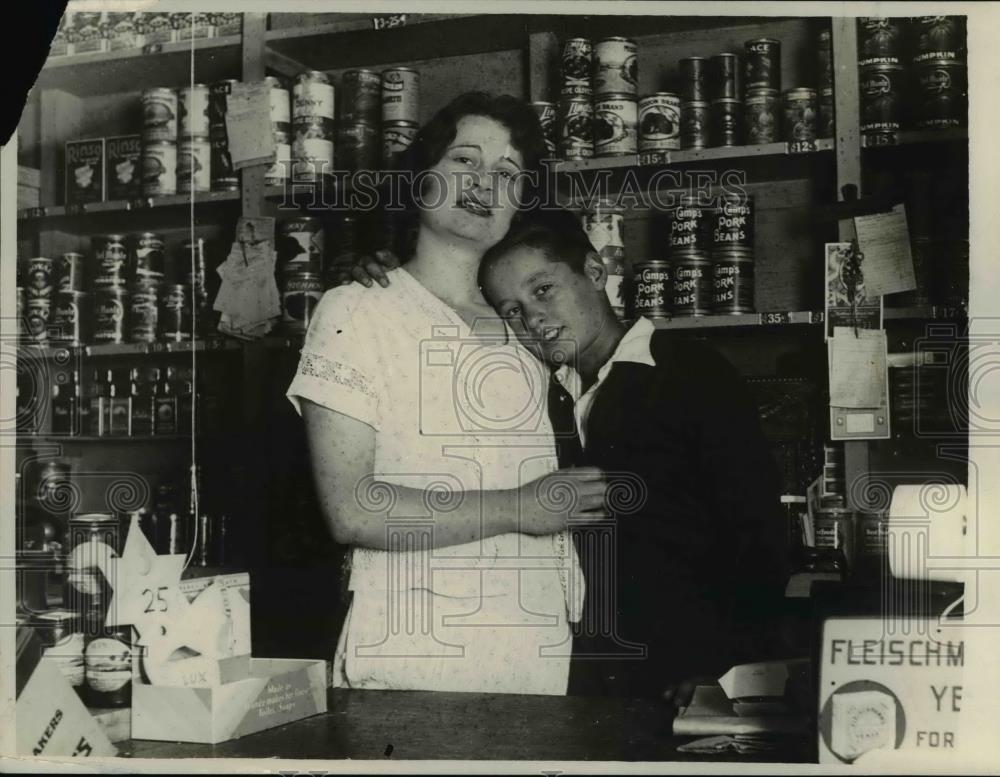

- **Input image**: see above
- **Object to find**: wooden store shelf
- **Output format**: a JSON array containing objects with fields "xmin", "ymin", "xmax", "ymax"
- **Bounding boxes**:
[
  {"xmin": 35, "ymin": 36, "xmax": 243, "ymax": 96},
  {"xmin": 862, "ymin": 127, "xmax": 968, "ymax": 150},
  {"xmin": 17, "ymin": 190, "xmax": 242, "ymax": 224},
  {"xmin": 17, "ymin": 339, "xmax": 242, "ymax": 360},
  {"xmin": 19, "ymin": 434, "xmax": 195, "ymax": 444},
  {"xmin": 649, "ymin": 305, "xmax": 963, "ymax": 331}
]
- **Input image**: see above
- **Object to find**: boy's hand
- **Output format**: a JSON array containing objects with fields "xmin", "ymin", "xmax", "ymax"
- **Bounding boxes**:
[
  {"xmin": 349, "ymin": 249, "xmax": 400, "ymax": 288},
  {"xmin": 516, "ymin": 467, "xmax": 610, "ymax": 535}
]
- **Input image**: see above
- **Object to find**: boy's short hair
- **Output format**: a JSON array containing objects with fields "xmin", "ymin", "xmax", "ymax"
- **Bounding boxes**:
[{"xmin": 478, "ymin": 206, "xmax": 596, "ymax": 296}]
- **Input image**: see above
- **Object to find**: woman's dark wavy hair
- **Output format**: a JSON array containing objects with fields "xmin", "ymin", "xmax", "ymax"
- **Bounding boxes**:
[{"xmin": 379, "ymin": 91, "xmax": 550, "ymax": 262}]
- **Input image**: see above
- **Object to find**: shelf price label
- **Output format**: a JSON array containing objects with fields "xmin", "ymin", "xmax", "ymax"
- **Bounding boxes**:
[
  {"xmin": 372, "ymin": 14, "xmax": 407, "ymax": 30},
  {"xmin": 810, "ymin": 311, "xmax": 826, "ymax": 324},
  {"xmin": 638, "ymin": 150, "xmax": 670, "ymax": 166},
  {"xmin": 862, "ymin": 132, "xmax": 899, "ymax": 148},
  {"xmin": 147, "ymin": 343, "xmax": 167, "ymax": 354},
  {"xmin": 786, "ymin": 139, "xmax": 818, "ymax": 155},
  {"xmin": 761, "ymin": 311, "xmax": 792, "ymax": 325}
]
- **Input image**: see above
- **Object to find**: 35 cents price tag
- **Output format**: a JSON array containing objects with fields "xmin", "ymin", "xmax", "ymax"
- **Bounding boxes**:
[{"xmin": 761, "ymin": 311, "xmax": 792, "ymax": 325}]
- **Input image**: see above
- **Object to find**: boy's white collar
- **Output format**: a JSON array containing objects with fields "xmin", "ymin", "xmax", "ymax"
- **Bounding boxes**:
[{"xmin": 554, "ymin": 316, "xmax": 657, "ymax": 388}]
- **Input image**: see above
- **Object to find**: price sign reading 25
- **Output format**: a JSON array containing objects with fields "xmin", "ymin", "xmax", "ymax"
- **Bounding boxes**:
[
  {"xmin": 373, "ymin": 14, "xmax": 407, "ymax": 30},
  {"xmin": 143, "ymin": 586, "xmax": 170, "ymax": 614}
]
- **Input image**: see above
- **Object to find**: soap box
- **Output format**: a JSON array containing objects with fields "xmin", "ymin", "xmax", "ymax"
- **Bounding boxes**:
[
  {"xmin": 65, "ymin": 138, "xmax": 105, "ymax": 205},
  {"xmin": 105, "ymin": 135, "xmax": 142, "ymax": 200}
]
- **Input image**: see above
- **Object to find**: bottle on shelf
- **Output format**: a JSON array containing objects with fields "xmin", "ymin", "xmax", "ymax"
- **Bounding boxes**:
[
  {"xmin": 50, "ymin": 371, "xmax": 80, "ymax": 436},
  {"xmin": 108, "ymin": 369, "xmax": 131, "ymax": 437},
  {"xmin": 154, "ymin": 366, "xmax": 179, "ymax": 435},
  {"xmin": 88, "ymin": 369, "xmax": 110, "ymax": 436},
  {"xmin": 174, "ymin": 366, "xmax": 194, "ymax": 435},
  {"xmin": 129, "ymin": 366, "xmax": 158, "ymax": 437}
]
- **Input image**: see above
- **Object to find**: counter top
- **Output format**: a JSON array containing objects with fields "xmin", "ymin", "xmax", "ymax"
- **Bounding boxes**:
[{"xmin": 119, "ymin": 688, "xmax": 813, "ymax": 762}]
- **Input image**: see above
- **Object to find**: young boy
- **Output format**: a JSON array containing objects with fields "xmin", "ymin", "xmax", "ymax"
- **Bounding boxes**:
[{"xmin": 478, "ymin": 206, "xmax": 790, "ymax": 699}]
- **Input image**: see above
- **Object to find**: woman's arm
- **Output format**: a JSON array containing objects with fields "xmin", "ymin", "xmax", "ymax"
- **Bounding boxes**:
[{"xmin": 302, "ymin": 399, "xmax": 608, "ymax": 550}]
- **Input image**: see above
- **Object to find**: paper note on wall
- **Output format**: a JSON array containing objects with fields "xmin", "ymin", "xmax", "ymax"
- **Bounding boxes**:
[
  {"xmin": 854, "ymin": 205, "xmax": 916, "ymax": 297},
  {"xmin": 828, "ymin": 328, "xmax": 887, "ymax": 409},
  {"xmin": 225, "ymin": 82, "xmax": 275, "ymax": 170}
]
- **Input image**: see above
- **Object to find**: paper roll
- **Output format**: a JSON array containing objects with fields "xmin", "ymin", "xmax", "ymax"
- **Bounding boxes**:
[{"xmin": 888, "ymin": 484, "xmax": 970, "ymax": 583}]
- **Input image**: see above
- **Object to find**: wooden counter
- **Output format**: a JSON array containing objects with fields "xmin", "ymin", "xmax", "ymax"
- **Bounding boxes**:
[{"xmin": 119, "ymin": 688, "xmax": 813, "ymax": 762}]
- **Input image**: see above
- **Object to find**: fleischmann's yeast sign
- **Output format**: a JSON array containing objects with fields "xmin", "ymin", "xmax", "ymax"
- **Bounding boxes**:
[{"xmin": 819, "ymin": 616, "xmax": 967, "ymax": 764}]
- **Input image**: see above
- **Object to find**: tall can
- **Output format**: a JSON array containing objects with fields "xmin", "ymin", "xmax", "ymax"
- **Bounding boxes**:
[
  {"xmin": 93, "ymin": 235, "xmax": 129, "ymax": 280},
  {"xmin": 293, "ymin": 117, "xmax": 335, "ymax": 181},
  {"xmin": 128, "ymin": 282, "xmax": 159, "ymax": 344},
  {"xmin": 265, "ymin": 75, "xmax": 291, "ymax": 132},
  {"xmin": 160, "ymin": 284, "xmax": 191, "ymax": 341},
  {"xmin": 209, "ymin": 79, "xmax": 239, "ymax": 191},
  {"xmin": 859, "ymin": 63, "xmax": 904, "ymax": 133},
  {"xmin": 265, "ymin": 128, "xmax": 293, "ymax": 185},
  {"xmin": 340, "ymin": 69, "xmax": 381, "ymax": 125},
  {"xmin": 857, "ymin": 17, "xmax": 902, "ymax": 65},
  {"xmin": 782, "ymin": 88, "xmax": 818, "ymax": 142},
  {"xmin": 744, "ymin": 38, "xmax": 781, "ymax": 92},
  {"xmin": 679, "ymin": 57, "xmax": 708, "ymax": 102},
  {"xmin": 177, "ymin": 137, "xmax": 211, "ymax": 193},
  {"xmin": 25, "ymin": 257, "xmax": 54, "ymax": 299},
  {"xmin": 336, "ymin": 122, "xmax": 379, "ymax": 172},
  {"xmin": 561, "ymin": 38, "xmax": 593, "ymax": 98},
  {"xmin": 915, "ymin": 60, "xmax": 967, "ymax": 129},
  {"xmin": 278, "ymin": 216, "xmax": 325, "ymax": 272},
  {"xmin": 64, "ymin": 513, "xmax": 124, "ymax": 612},
  {"xmin": 58, "ymin": 252, "xmax": 85, "ymax": 293},
  {"xmin": 671, "ymin": 255, "xmax": 712, "ymax": 316},
  {"xmin": 178, "ymin": 83, "xmax": 210, "ymax": 139},
  {"xmin": 819, "ymin": 88, "xmax": 835, "ymax": 138},
  {"xmin": 208, "ymin": 78, "xmax": 238, "ymax": 131},
  {"xmin": 83, "ymin": 618, "xmax": 133, "ymax": 709},
  {"xmin": 26, "ymin": 298, "xmax": 51, "ymax": 345},
  {"xmin": 382, "ymin": 121, "xmax": 420, "ymax": 168},
  {"xmin": 712, "ymin": 193, "xmax": 755, "ymax": 251},
  {"xmin": 712, "ymin": 247, "xmax": 755, "ymax": 314},
  {"xmin": 593, "ymin": 96, "xmax": 638, "ymax": 157},
  {"xmin": 710, "ymin": 98, "xmax": 743, "ymax": 146},
  {"xmin": 282, "ymin": 270, "xmax": 324, "ymax": 333},
  {"xmin": 381, "ymin": 67, "xmax": 420, "ymax": 123},
  {"xmin": 293, "ymin": 70, "xmax": 335, "ymax": 123},
  {"xmin": 141, "ymin": 141, "xmax": 177, "ymax": 196},
  {"xmin": 638, "ymin": 93, "xmax": 681, "ymax": 151},
  {"xmin": 669, "ymin": 195, "xmax": 712, "ymax": 255},
  {"xmin": 745, "ymin": 89, "xmax": 781, "ymax": 144},
  {"xmin": 531, "ymin": 102, "xmax": 558, "ymax": 158},
  {"xmin": 134, "ymin": 232, "xmax": 165, "ymax": 286},
  {"xmin": 680, "ymin": 101, "xmax": 710, "ymax": 149},
  {"xmin": 709, "ymin": 53, "xmax": 741, "ymax": 100},
  {"xmin": 581, "ymin": 203, "xmax": 626, "ymax": 317},
  {"xmin": 142, "ymin": 87, "xmax": 178, "ymax": 144},
  {"xmin": 52, "ymin": 291, "xmax": 88, "ymax": 346},
  {"xmin": 92, "ymin": 282, "xmax": 128, "ymax": 345},
  {"xmin": 911, "ymin": 16, "xmax": 966, "ymax": 64},
  {"xmin": 592, "ymin": 37, "xmax": 638, "ymax": 97},
  {"xmin": 558, "ymin": 98, "xmax": 594, "ymax": 159},
  {"xmin": 182, "ymin": 238, "xmax": 211, "ymax": 335},
  {"xmin": 633, "ymin": 261, "xmax": 672, "ymax": 319}
]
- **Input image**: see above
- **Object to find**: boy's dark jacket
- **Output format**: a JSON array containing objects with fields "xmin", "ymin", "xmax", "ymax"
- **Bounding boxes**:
[{"xmin": 562, "ymin": 329, "xmax": 790, "ymax": 697}]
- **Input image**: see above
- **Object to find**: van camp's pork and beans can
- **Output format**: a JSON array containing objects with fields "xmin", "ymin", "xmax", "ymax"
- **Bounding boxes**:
[
  {"xmin": 178, "ymin": 84, "xmax": 210, "ymax": 139},
  {"xmin": 531, "ymin": 102, "xmax": 558, "ymax": 157},
  {"xmin": 638, "ymin": 93, "xmax": 681, "ymax": 151},
  {"xmin": 859, "ymin": 63, "xmax": 904, "ymax": 133},
  {"xmin": 672, "ymin": 255, "xmax": 712, "ymax": 316},
  {"xmin": 712, "ymin": 248, "xmax": 754, "ymax": 314},
  {"xmin": 669, "ymin": 196, "xmax": 711, "ymax": 255},
  {"xmin": 381, "ymin": 68, "xmax": 419, "ymax": 124},
  {"xmin": 561, "ymin": 38, "xmax": 593, "ymax": 98},
  {"xmin": 593, "ymin": 38, "xmax": 637, "ymax": 97},
  {"xmin": 633, "ymin": 260, "xmax": 671, "ymax": 319},
  {"xmin": 141, "ymin": 141, "xmax": 177, "ymax": 196},
  {"xmin": 582, "ymin": 204, "xmax": 626, "ymax": 317},
  {"xmin": 744, "ymin": 38, "xmax": 780, "ymax": 91},
  {"xmin": 558, "ymin": 98, "xmax": 594, "ymax": 159},
  {"xmin": 915, "ymin": 60, "xmax": 967, "ymax": 129},
  {"xmin": 340, "ymin": 69, "xmax": 381, "ymax": 125},
  {"xmin": 160, "ymin": 284, "xmax": 191, "ymax": 341},
  {"xmin": 142, "ymin": 88, "xmax": 178, "ymax": 144},
  {"xmin": 745, "ymin": 90, "xmax": 780, "ymax": 144},
  {"xmin": 712, "ymin": 193, "xmax": 754, "ymax": 250},
  {"xmin": 593, "ymin": 96, "xmax": 637, "ymax": 156}
]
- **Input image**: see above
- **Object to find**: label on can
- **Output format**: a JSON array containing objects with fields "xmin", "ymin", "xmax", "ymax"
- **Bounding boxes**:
[
  {"xmin": 336, "ymin": 122, "xmax": 379, "ymax": 171},
  {"xmin": 744, "ymin": 38, "xmax": 781, "ymax": 91},
  {"xmin": 593, "ymin": 38, "xmax": 638, "ymax": 96},
  {"xmin": 709, "ymin": 54, "xmax": 741, "ymax": 101},
  {"xmin": 634, "ymin": 261, "xmax": 672, "ymax": 318},
  {"xmin": 265, "ymin": 77, "xmax": 291, "ymax": 127},
  {"xmin": 160, "ymin": 285, "xmax": 190, "ymax": 339},
  {"xmin": 916, "ymin": 60, "xmax": 967, "ymax": 129},
  {"xmin": 858, "ymin": 17, "xmax": 902, "ymax": 65},
  {"xmin": 279, "ymin": 218, "xmax": 325, "ymax": 266},
  {"xmin": 26, "ymin": 258, "xmax": 54, "ymax": 298},
  {"xmin": 559, "ymin": 100, "xmax": 594, "ymax": 158},
  {"xmin": 712, "ymin": 195, "xmax": 754, "ymax": 249},
  {"xmin": 293, "ymin": 131, "xmax": 335, "ymax": 181},
  {"xmin": 561, "ymin": 38, "xmax": 593, "ymax": 96},
  {"xmin": 670, "ymin": 199, "xmax": 711, "ymax": 254},
  {"xmin": 679, "ymin": 57, "xmax": 708, "ymax": 103},
  {"xmin": 860, "ymin": 64, "xmax": 903, "ymax": 132},
  {"xmin": 282, "ymin": 273, "xmax": 324, "ymax": 332},
  {"xmin": 672, "ymin": 259, "xmax": 712, "ymax": 316},
  {"xmin": 179, "ymin": 84, "xmax": 210, "ymax": 138},
  {"xmin": 142, "ymin": 142, "xmax": 178, "ymax": 196},
  {"xmin": 745, "ymin": 90, "xmax": 780, "ymax": 144},
  {"xmin": 912, "ymin": 16, "xmax": 964, "ymax": 64},
  {"xmin": 531, "ymin": 102, "xmax": 558, "ymax": 157},
  {"xmin": 712, "ymin": 258, "xmax": 755, "ymax": 313},
  {"xmin": 638, "ymin": 93, "xmax": 681, "ymax": 151},
  {"xmin": 129, "ymin": 286, "xmax": 158, "ymax": 343},
  {"xmin": 681, "ymin": 101, "xmax": 710, "ymax": 149},
  {"xmin": 53, "ymin": 292, "xmax": 87, "ymax": 345},
  {"xmin": 143, "ymin": 88, "xmax": 179, "ymax": 143},
  {"xmin": 84, "ymin": 636, "xmax": 132, "ymax": 692},
  {"xmin": 783, "ymin": 89, "xmax": 818, "ymax": 142},
  {"xmin": 382, "ymin": 122, "xmax": 419, "ymax": 166},
  {"xmin": 341, "ymin": 69, "xmax": 381, "ymax": 125},
  {"xmin": 594, "ymin": 97, "xmax": 637, "ymax": 157},
  {"xmin": 26, "ymin": 298, "xmax": 51, "ymax": 342},
  {"xmin": 93, "ymin": 286, "xmax": 128, "ymax": 344},
  {"xmin": 265, "ymin": 139, "xmax": 293, "ymax": 184},
  {"xmin": 177, "ymin": 138, "xmax": 211, "ymax": 193},
  {"xmin": 381, "ymin": 68, "xmax": 420, "ymax": 123},
  {"xmin": 210, "ymin": 136, "xmax": 238, "ymax": 190},
  {"xmin": 294, "ymin": 73, "xmax": 335, "ymax": 122},
  {"xmin": 581, "ymin": 208, "xmax": 625, "ymax": 268},
  {"xmin": 94, "ymin": 236, "xmax": 129, "ymax": 278}
]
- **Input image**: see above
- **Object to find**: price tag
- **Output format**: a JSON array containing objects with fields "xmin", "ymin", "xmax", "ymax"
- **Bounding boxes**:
[
  {"xmin": 142, "ymin": 43, "xmax": 163, "ymax": 55},
  {"xmin": 786, "ymin": 139, "xmax": 818, "ymax": 154},
  {"xmin": 862, "ymin": 132, "xmax": 899, "ymax": 148},
  {"xmin": 372, "ymin": 14, "xmax": 407, "ymax": 30},
  {"xmin": 638, "ymin": 150, "xmax": 670, "ymax": 166},
  {"xmin": 761, "ymin": 311, "xmax": 792, "ymax": 325},
  {"xmin": 810, "ymin": 310, "xmax": 826, "ymax": 324},
  {"xmin": 64, "ymin": 203, "xmax": 87, "ymax": 216},
  {"xmin": 147, "ymin": 342, "xmax": 167, "ymax": 354},
  {"xmin": 128, "ymin": 197, "xmax": 152, "ymax": 210}
]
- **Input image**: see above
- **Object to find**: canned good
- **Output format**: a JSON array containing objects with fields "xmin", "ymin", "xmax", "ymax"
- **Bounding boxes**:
[
  {"xmin": 65, "ymin": 513, "xmax": 123, "ymax": 607},
  {"xmin": 633, "ymin": 261, "xmax": 672, "ymax": 319},
  {"xmin": 16, "ymin": 287, "xmax": 24, "ymax": 338},
  {"xmin": 160, "ymin": 284, "xmax": 191, "ymax": 341},
  {"xmin": 93, "ymin": 235, "xmax": 129, "ymax": 280},
  {"xmin": 671, "ymin": 256, "xmax": 712, "ymax": 316},
  {"xmin": 582, "ymin": 204, "xmax": 626, "ymax": 316},
  {"xmin": 72, "ymin": 12, "xmax": 107, "ymax": 54},
  {"xmin": 179, "ymin": 84, "xmax": 210, "ymax": 139},
  {"xmin": 782, "ymin": 88, "xmax": 818, "ymax": 142},
  {"xmin": 381, "ymin": 67, "xmax": 420, "ymax": 123},
  {"xmin": 531, "ymin": 102, "xmax": 558, "ymax": 157},
  {"xmin": 712, "ymin": 249, "xmax": 755, "ymax": 314},
  {"xmin": 53, "ymin": 291, "xmax": 88, "ymax": 346},
  {"xmin": 210, "ymin": 135, "xmax": 238, "ymax": 191},
  {"xmin": 382, "ymin": 121, "xmax": 419, "ymax": 168},
  {"xmin": 558, "ymin": 98, "xmax": 594, "ymax": 159},
  {"xmin": 681, "ymin": 101, "xmax": 710, "ymax": 149},
  {"xmin": 182, "ymin": 239, "xmax": 211, "ymax": 335},
  {"xmin": 294, "ymin": 70, "xmax": 335, "ymax": 122},
  {"xmin": 679, "ymin": 57, "xmax": 708, "ymax": 103},
  {"xmin": 818, "ymin": 29, "xmax": 834, "ymax": 90},
  {"xmin": 915, "ymin": 60, "xmax": 967, "ymax": 129},
  {"xmin": 142, "ymin": 87, "xmax": 178, "ymax": 143},
  {"xmin": 638, "ymin": 93, "xmax": 681, "ymax": 151},
  {"xmin": 134, "ymin": 232, "xmax": 165, "ymax": 279},
  {"xmin": 745, "ymin": 90, "xmax": 781, "ymax": 144},
  {"xmin": 911, "ymin": 16, "xmax": 966, "ymax": 64},
  {"xmin": 710, "ymin": 98, "xmax": 743, "ymax": 146},
  {"xmin": 744, "ymin": 38, "xmax": 780, "ymax": 91},
  {"xmin": 177, "ymin": 137, "xmax": 211, "ymax": 193},
  {"xmin": 593, "ymin": 37, "xmax": 638, "ymax": 97},
  {"xmin": 208, "ymin": 79, "xmax": 238, "ymax": 130},
  {"xmin": 856, "ymin": 511, "xmax": 888, "ymax": 577},
  {"xmin": 561, "ymin": 38, "xmax": 593, "ymax": 97},
  {"xmin": 282, "ymin": 271, "xmax": 324, "ymax": 333},
  {"xmin": 669, "ymin": 195, "xmax": 711, "ymax": 255},
  {"xmin": 266, "ymin": 129, "xmax": 293, "ymax": 185},
  {"xmin": 264, "ymin": 75, "xmax": 291, "ymax": 130},
  {"xmin": 859, "ymin": 63, "xmax": 904, "ymax": 133},
  {"xmin": 593, "ymin": 96, "xmax": 638, "ymax": 156},
  {"xmin": 336, "ymin": 121, "xmax": 379, "ymax": 172},
  {"xmin": 26, "ymin": 298, "xmax": 51, "ymax": 344},
  {"xmin": 278, "ymin": 217, "xmax": 325, "ymax": 270},
  {"xmin": 25, "ymin": 257, "xmax": 54, "ymax": 299},
  {"xmin": 819, "ymin": 88, "xmax": 835, "ymax": 138},
  {"xmin": 58, "ymin": 253, "xmax": 85, "ymax": 293},
  {"xmin": 814, "ymin": 507, "xmax": 856, "ymax": 569},
  {"xmin": 709, "ymin": 53, "xmax": 741, "ymax": 100},
  {"xmin": 36, "ymin": 610, "xmax": 85, "ymax": 688},
  {"xmin": 712, "ymin": 193, "xmax": 755, "ymax": 250},
  {"xmin": 92, "ymin": 283, "xmax": 128, "ymax": 345},
  {"xmin": 84, "ymin": 621, "xmax": 133, "ymax": 709},
  {"xmin": 340, "ymin": 69, "xmax": 381, "ymax": 125},
  {"xmin": 142, "ymin": 141, "xmax": 177, "ymax": 196},
  {"xmin": 857, "ymin": 17, "xmax": 902, "ymax": 65},
  {"xmin": 128, "ymin": 282, "xmax": 158, "ymax": 344},
  {"xmin": 293, "ymin": 118, "xmax": 335, "ymax": 181}
]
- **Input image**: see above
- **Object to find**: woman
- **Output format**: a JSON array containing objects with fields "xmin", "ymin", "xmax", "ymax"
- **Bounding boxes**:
[{"xmin": 286, "ymin": 92, "xmax": 608, "ymax": 695}]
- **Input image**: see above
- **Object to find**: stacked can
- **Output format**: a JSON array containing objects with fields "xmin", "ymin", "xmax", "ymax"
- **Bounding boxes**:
[
  {"xmin": 782, "ymin": 88, "xmax": 818, "ymax": 143},
  {"xmin": 264, "ymin": 77, "xmax": 293, "ymax": 186},
  {"xmin": 910, "ymin": 16, "xmax": 967, "ymax": 130},
  {"xmin": 708, "ymin": 53, "xmax": 742, "ymax": 146},
  {"xmin": 293, "ymin": 71, "xmax": 336, "ymax": 182},
  {"xmin": 208, "ymin": 79, "xmax": 239, "ymax": 191},
  {"xmin": 638, "ymin": 93, "xmax": 681, "ymax": 153},
  {"xmin": 141, "ymin": 87, "xmax": 178, "ymax": 196},
  {"xmin": 679, "ymin": 57, "xmax": 709, "ymax": 149},
  {"xmin": 668, "ymin": 195, "xmax": 712, "ymax": 316},
  {"xmin": 24, "ymin": 257, "xmax": 56, "ymax": 344},
  {"xmin": 52, "ymin": 253, "xmax": 86, "ymax": 346},
  {"xmin": 181, "ymin": 238, "xmax": 211, "ymax": 337},
  {"xmin": 581, "ymin": 203, "xmax": 626, "ymax": 317},
  {"xmin": 710, "ymin": 192, "xmax": 755, "ymax": 314},
  {"xmin": 178, "ymin": 83, "xmax": 211, "ymax": 194},
  {"xmin": 339, "ymin": 69, "xmax": 381, "ymax": 173},
  {"xmin": 593, "ymin": 38, "xmax": 638, "ymax": 158},
  {"xmin": 857, "ymin": 18, "xmax": 904, "ymax": 140},
  {"xmin": 744, "ymin": 38, "xmax": 781, "ymax": 145},
  {"xmin": 531, "ymin": 102, "xmax": 558, "ymax": 159},
  {"xmin": 129, "ymin": 232, "xmax": 166, "ymax": 344},
  {"xmin": 558, "ymin": 38, "xmax": 594, "ymax": 159},
  {"xmin": 278, "ymin": 217, "xmax": 326, "ymax": 333},
  {"xmin": 91, "ymin": 235, "xmax": 129, "ymax": 345}
]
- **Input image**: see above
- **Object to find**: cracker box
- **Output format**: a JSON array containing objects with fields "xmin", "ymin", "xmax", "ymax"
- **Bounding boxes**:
[
  {"xmin": 104, "ymin": 12, "xmax": 143, "ymax": 52},
  {"xmin": 136, "ymin": 12, "xmax": 176, "ymax": 46},
  {"xmin": 106, "ymin": 135, "xmax": 142, "ymax": 200},
  {"xmin": 65, "ymin": 138, "xmax": 105, "ymax": 205}
]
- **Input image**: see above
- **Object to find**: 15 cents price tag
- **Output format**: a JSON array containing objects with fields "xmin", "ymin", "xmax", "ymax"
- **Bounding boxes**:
[
  {"xmin": 638, "ymin": 150, "xmax": 670, "ymax": 166},
  {"xmin": 862, "ymin": 132, "xmax": 899, "ymax": 148}
]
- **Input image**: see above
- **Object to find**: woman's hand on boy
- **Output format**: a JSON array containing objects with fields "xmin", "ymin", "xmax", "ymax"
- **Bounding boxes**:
[
  {"xmin": 347, "ymin": 249, "xmax": 400, "ymax": 288},
  {"xmin": 515, "ymin": 467, "xmax": 611, "ymax": 535}
]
